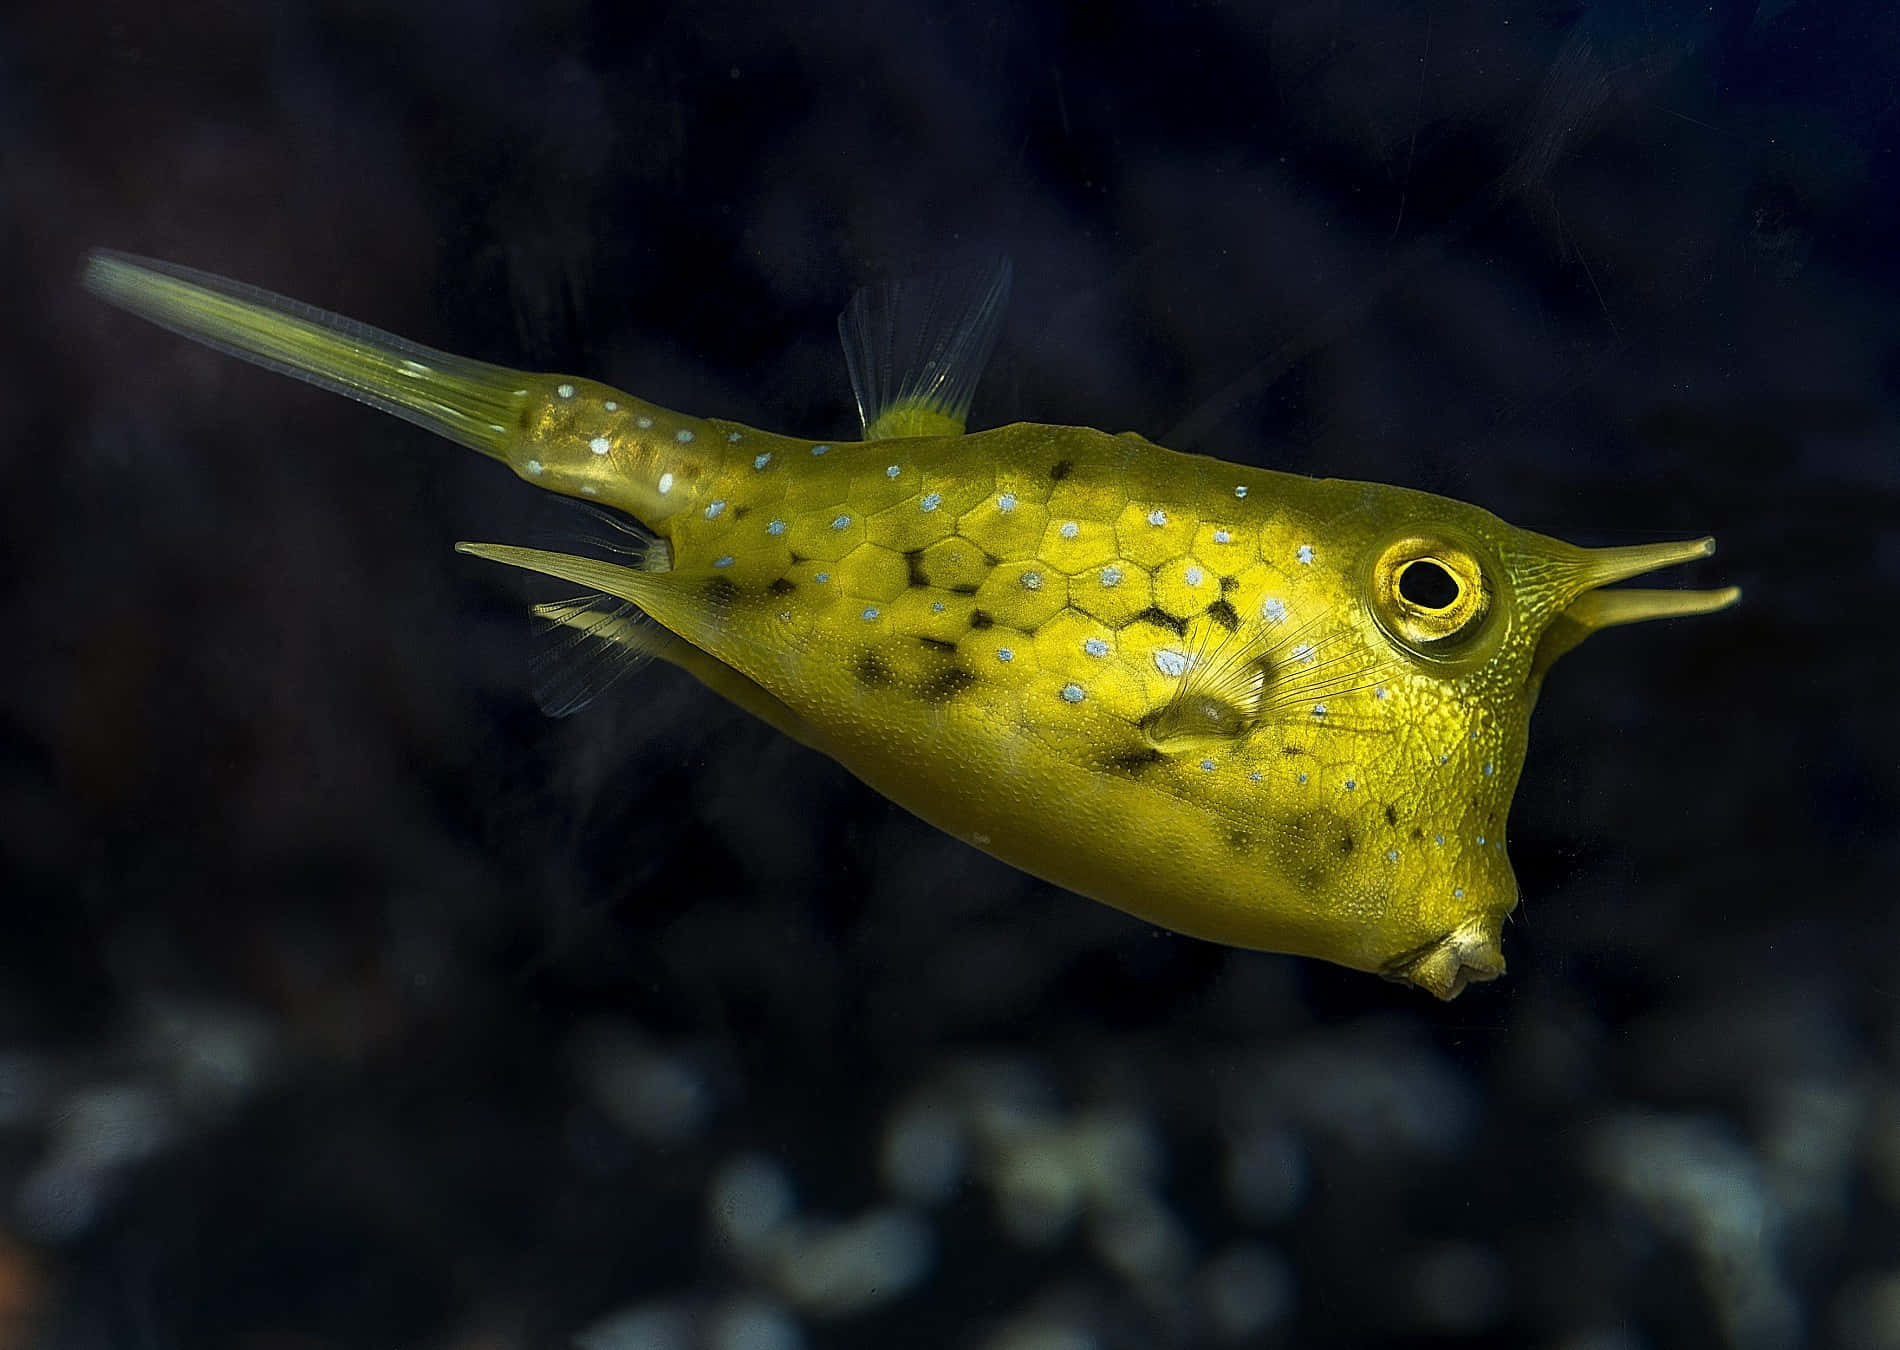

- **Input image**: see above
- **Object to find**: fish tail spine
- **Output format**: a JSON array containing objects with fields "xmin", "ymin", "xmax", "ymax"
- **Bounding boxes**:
[{"xmin": 81, "ymin": 250, "xmax": 531, "ymax": 460}]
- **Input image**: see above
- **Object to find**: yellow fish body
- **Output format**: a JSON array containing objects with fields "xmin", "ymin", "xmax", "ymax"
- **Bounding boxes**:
[{"xmin": 81, "ymin": 251, "xmax": 1737, "ymax": 998}]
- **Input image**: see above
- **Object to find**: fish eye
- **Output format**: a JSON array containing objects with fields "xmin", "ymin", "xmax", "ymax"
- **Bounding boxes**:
[
  {"xmin": 1370, "ymin": 537, "xmax": 1493, "ymax": 655},
  {"xmin": 1398, "ymin": 558, "xmax": 1460, "ymax": 610}
]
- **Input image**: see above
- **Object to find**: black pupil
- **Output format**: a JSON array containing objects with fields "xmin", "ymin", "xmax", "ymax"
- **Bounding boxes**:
[{"xmin": 1399, "ymin": 559, "xmax": 1460, "ymax": 609}]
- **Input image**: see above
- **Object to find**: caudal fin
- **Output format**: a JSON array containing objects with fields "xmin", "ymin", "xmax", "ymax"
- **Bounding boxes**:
[{"xmin": 81, "ymin": 250, "xmax": 531, "ymax": 460}]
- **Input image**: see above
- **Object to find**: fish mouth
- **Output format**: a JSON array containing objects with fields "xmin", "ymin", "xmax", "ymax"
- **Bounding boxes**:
[
  {"xmin": 1383, "ymin": 913, "xmax": 1507, "ymax": 1000},
  {"xmin": 1531, "ymin": 536, "xmax": 1741, "ymax": 675}
]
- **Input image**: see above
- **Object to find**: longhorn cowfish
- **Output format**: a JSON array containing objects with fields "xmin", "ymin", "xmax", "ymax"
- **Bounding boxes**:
[{"xmin": 80, "ymin": 251, "xmax": 1738, "ymax": 998}]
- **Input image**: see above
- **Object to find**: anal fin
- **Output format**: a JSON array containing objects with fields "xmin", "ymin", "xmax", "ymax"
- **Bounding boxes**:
[
  {"xmin": 531, "ymin": 596, "xmax": 824, "ymax": 750},
  {"xmin": 529, "ymin": 594, "xmax": 659, "ymax": 717}
]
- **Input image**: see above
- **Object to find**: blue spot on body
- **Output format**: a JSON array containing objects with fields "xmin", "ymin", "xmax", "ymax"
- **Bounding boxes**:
[
  {"xmin": 1060, "ymin": 683, "xmax": 1085, "ymax": 703},
  {"xmin": 920, "ymin": 492, "xmax": 942, "ymax": 511},
  {"xmin": 713, "ymin": 556, "xmax": 734, "ymax": 568}
]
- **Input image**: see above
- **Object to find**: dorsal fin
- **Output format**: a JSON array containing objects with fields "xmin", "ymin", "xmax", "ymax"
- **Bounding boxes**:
[{"xmin": 838, "ymin": 257, "xmax": 1012, "ymax": 440}]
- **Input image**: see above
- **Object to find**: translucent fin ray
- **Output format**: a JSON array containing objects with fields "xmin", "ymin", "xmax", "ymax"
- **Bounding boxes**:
[
  {"xmin": 528, "ymin": 500, "xmax": 674, "ymax": 573},
  {"xmin": 1143, "ymin": 613, "xmax": 1400, "ymax": 755},
  {"xmin": 530, "ymin": 594, "xmax": 671, "ymax": 717},
  {"xmin": 81, "ymin": 250, "xmax": 530, "ymax": 459},
  {"xmin": 462, "ymin": 505, "xmax": 671, "ymax": 716},
  {"xmin": 839, "ymin": 256, "xmax": 1012, "ymax": 440}
]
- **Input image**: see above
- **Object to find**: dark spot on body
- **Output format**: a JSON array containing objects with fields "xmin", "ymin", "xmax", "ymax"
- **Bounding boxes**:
[
  {"xmin": 949, "ymin": 583, "xmax": 980, "ymax": 596},
  {"xmin": 970, "ymin": 610, "xmax": 995, "ymax": 630},
  {"xmin": 1104, "ymin": 747, "xmax": 1166, "ymax": 775},
  {"xmin": 904, "ymin": 549, "xmax": 929, "ymax": 587},
  {"xmin": 1207, "ymin": 599, "xmax": 1240, "ymax": 632},
  {"xmin": 1122, "ymin": 606, "xmax": 1188, "ymax": 637},
  {"xmin": 788, "ymin": 550, "xmax": 807, "ymax": 564},
  {"xmin": 704, "ymin": 577, "xmax": 740, "ymax": 611},
  {"xmin": 855, "ymin": 653, "xmax": 892, "ymax": 687},
  {"xmin": 919, "ymin": 666, "xmax": 978, "ymax": 702},
  {"xmin": 1050, "ymin": 459, "xmax": 1074, "ymax": 481},
  {"xmin": 1276, "ymin": 806, "xmax": 1354, "ymax": 890},
  {"xmin": 768, "ymin": 577, "xmax": 796, "ymax": 595},
  {"xmin": 1227, "ymin": 828, "xmax": 1253, "ymax": 853},
  {"xmin": 1281, "ymin": 745, "xmax": 1305, "ymax": 756},
  {"xmin": 733, "ymin": 505, "xmax": 751, "ymax": 520},
  {"xmin": 1220, "ymin": 575, "xmax": 1238, "ymax": 594},
  {"xmin": 1411, "ymin": 826, "xmax": 1425, "ymax": 840},
  {"xmin": 1385, "ymin": 804, "xmax": 1400, "ymax": 826},
  {"xmin": 917, "ymin": 636, "xmax": 958, "ymax": 653}
]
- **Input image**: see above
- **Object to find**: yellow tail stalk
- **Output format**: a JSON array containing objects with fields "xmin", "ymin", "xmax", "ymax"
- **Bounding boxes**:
[
  {"xmin": 81, "ymin": 250, "xmax": 530, "ymax": 459},
  {"xmin": 80, "ymin": 250, "xmax": 730, "ymax": 528}
]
